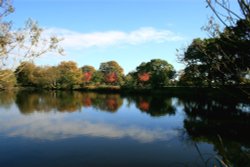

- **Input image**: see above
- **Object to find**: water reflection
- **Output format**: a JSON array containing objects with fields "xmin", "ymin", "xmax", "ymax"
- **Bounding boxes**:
[
  {"xmin": 15, "ymin": 91, "xmax": 123, "ymax": 114},
  {"xmin": 14, "ymin": 91, "xmax": 175, "ymax": 116},
  {"xmin": 0, "ymin": 90, "xmax": 180, "ymax": 143},
  {"xmin": 180, "ymin": 96, "xmax": 250, "ymax": 167},
  {"xmin": 127, "ymin": 95, "xmax": 175, "ymax": 117},
  {"xmin": 0, "ymin": 90, "xmax": 249, "ymax": 167},
  {"xmin": 15, "ymin": 91, "xmax": 82, "ymax": 114},
  {"xmin": 90, "ymin": 93, "xmax": 123, "ymax": 112},
  {"xmin": 0, "ymin": 112, "xmax": 178, "ymax": 142},
  {"xmin": 0, "ymin": 91, "xmax": 16, "ymax": 109}
]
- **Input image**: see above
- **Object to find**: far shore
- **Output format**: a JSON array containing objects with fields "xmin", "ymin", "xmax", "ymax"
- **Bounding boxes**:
[{"xmin": 3, "ymin": 85, "xmax": 249, "ymax": 100}]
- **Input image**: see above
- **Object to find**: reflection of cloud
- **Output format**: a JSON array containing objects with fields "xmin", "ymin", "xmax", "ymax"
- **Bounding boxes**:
[
  {"xmin": 0, "ymin": 112, "xmax": 178, "ymax": 143},
  {"xmin": 44, "ymin": 27, "xmax": 184, "ymax": 50}
]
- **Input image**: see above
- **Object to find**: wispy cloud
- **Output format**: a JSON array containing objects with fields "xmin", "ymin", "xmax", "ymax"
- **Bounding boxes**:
[{"xmin": 44, "ymin": 27, "xmax": 184, "ymax": 50}]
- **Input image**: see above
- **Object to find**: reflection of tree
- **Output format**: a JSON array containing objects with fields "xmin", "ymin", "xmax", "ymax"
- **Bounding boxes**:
[
  {"xmin": 56, "ymin": 91, "xmax": 82, "ymax": 112},
  {"xmin": 82, "ymin": 93, "xmax": 123, "ymax": 112},
  {"xmin": 131, "ymin": 95, "xmax": 175, "ymax": 117},
  {"xmin": 16, "ymin": 91, "xmax": 43, "ymax": 114},
  {"xmin": 82, "ymin": 93, "xmax": 94, "ymax": 107},
  {"xmin": 15, "ymin": 91, "xmax": 123, "ymax": 114},
  {"xmin": 0, "ymin": 91, "xmax": 16, "ymax": 109},
  {"xmin": 16, "ymin": 91, "xmax": 83, "ymax": 114},
  {"xmin": 181, "ymin": 96, "xmax": 250, "ymax": 167},
  {"xmin": 91, "ymin": 94, "xmax": 123, "ymax": 112},
  {"xmin": 138, "ymin": 100, "xmax": 150, "ymax": 111}
]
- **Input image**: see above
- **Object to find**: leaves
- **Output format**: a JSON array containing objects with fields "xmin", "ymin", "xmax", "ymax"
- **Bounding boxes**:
[
  {"xmin": 105, "ymin": 72, "xmax": 118, "ymax": 83},
  {"xmin": 0, "ymin": 1, "xmax": 63, "ymax": 88},
  {"xmin": 134, "ymin": 59, "xmax": 176, "ymax": 88},
  {"xmin": 0, "ymin": 69, "xmax": 16, "ymax": 89},
  {"xmin": 98, "ymin": 61, "xmax": 124, "ymax": 85},
  {"xmin": 180, "ymin": 16, "xmax": 250, "ymax": 87},
  {"xmin": 138, "ymin": 72, "xmax": 150, "ymax": 82}
]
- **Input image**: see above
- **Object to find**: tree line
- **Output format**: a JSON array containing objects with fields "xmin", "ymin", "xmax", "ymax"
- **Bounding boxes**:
[
  {"xmin": 7, "ymin": 59, "xmax": 175, "ymax": 90},
  {"xmin": 1, "ymin": 52, "xmax": 249, "ymax": 90}
]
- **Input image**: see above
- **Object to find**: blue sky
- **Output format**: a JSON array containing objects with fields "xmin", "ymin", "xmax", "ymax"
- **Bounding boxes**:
[{"xmin": 8, "ymin": 0, "xmax": 238, "ymax": 73}]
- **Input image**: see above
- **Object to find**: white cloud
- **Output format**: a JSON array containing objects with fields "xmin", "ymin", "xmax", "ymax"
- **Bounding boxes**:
[{"xmin": 44, "ymin": 27, "xmax": 184, "ymax": 50}]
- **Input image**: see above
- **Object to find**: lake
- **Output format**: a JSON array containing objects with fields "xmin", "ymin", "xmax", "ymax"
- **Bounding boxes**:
[{"xmin": 0, "ymin": 90, "xmax": 249, "ymax": 167}]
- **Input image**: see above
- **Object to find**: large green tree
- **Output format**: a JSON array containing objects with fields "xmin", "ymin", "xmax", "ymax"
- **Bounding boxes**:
[
  {"xmin": 179, "ymin": 1, "xmax": 250, "ymax": 89},
  {"xmin": 135, "ymin": 59, "xmax": 176, "ymax": 88}
]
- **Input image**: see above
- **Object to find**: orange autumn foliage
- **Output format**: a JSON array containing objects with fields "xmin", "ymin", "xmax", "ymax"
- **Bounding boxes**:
[
  {"xmin": 105, "ymin": 72, "xmax": 118, "ymax": 83},
  {"xmin": 138, "ymin": 72, "xmax": 150, "ymax": 82}
]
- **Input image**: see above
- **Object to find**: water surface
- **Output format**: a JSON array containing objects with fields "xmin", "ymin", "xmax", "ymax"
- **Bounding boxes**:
[{"xmin": 0, "ymin": 91, "xmax": 249, "ymax": 167}]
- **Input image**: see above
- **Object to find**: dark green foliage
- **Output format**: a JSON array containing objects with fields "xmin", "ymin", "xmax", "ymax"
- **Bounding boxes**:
[
  {"xmin": 91, "ymin": 71, "xmax": 104, "ymax": 85},
  {"xmin": 123, "ymin": 72, "xmax": 137, "ymax": 89},
  {"xmin": 180, "ymin": 18, "xmax": 250, "ymax": 86},
  {"xmin": 124, "ymin": 59, "xmax": 176, "ymax": 88},
  {"xmin": 179, "ymin": 1, "xmax": 250, "ymax": 88}
]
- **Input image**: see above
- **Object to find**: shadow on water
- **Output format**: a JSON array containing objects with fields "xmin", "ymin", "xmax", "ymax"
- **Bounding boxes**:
[{"xmin": 179, "ymin": 95, "xmax": 250, "ymax": 167}]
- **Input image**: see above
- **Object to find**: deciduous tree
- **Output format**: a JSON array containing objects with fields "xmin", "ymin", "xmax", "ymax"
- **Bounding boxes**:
[
  {"xmin": 99, "ymin": 61, "xmax": 124, "ymax": 85},
  {"xmin": 81, "ymin": 65, "xmax": 96, "ymax": 85},
  {"xmin": 135, "ymin": 59, "xmax": 176, "ymax": 88},
  {"xmin": 15, "ymin": 61, "xmax": 36, "ymax": 86},
  {"xmin": 57, "ymin": 61, "xmax": 82, "ymax": 89},
  {"xmin": 0, "ymin": 69, "xmax": 16, "ymax": 89},
  {"xmin": 0, "ymin": 0, "xmax": 63, "ymax": 89}
]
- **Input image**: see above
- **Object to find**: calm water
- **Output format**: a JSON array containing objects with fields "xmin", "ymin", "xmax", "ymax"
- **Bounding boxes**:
[{"xmin": 0, "ymin": 90, "xmax": 249, "ymax": 167}]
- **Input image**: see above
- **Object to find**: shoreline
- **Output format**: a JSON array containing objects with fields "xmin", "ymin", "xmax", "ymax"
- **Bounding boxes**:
[{"xmin": 7, "ymin": 86, "xmax": 249, "ymax": 100}]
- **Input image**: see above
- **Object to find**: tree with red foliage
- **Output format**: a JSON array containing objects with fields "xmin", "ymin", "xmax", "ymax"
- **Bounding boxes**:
[
  {"xmin": 83, "ymin": 72, "xmax": 92, "ymax": 82},
  {"xmin": 138, "ymin": 72, "xmax": 150, "ymax": 82},
  {"xmin": 135, "ymin": 59, "xmax": 176, "ymax": 88},
  {"xmin": 99, "ymin": 61, "xmax": 124, "ymax": 85},
  {"xmin": 105, "ymin": 72, "xmax": 118, "ymax": 83},
  {"xmin": 81, "ymin": 65, "xmax": 96, "ymax": 85}
]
